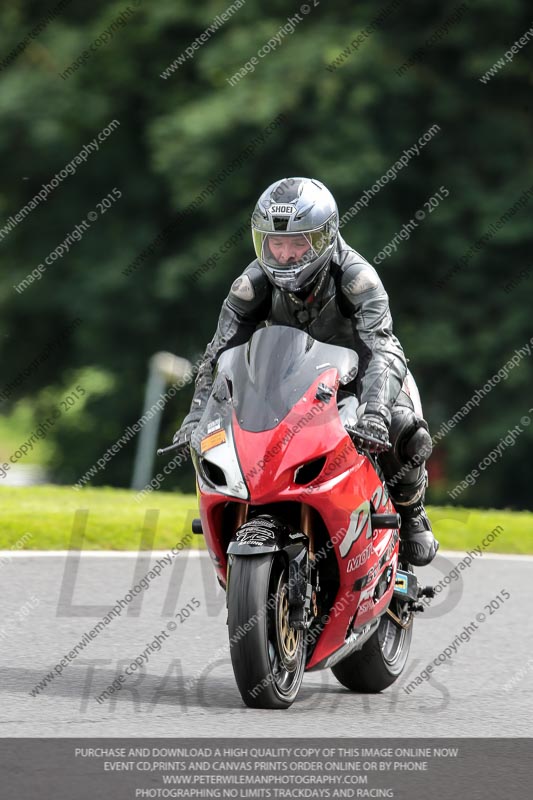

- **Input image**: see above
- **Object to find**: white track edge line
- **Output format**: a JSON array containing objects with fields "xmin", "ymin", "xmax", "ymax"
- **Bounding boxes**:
[{"xmin": 1, "ymin": 549, "xmax": 533, "ymax": 561}]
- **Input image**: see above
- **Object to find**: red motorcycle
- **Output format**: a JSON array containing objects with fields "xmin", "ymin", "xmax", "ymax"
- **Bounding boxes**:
[{"xmin": 184, "ymin": 326, "xmax": 432, "ymax": 709}]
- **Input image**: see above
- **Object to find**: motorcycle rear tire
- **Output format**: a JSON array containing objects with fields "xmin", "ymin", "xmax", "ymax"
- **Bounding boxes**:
[{"xmin": 331, "ymin": 600, "xmax": 413, "ymax": 693}]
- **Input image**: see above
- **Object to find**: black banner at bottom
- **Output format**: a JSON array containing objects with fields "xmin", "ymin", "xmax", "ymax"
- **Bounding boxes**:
[{"xmin": 1, "ymin": 738, "xmax": 531, "ymax": 799}]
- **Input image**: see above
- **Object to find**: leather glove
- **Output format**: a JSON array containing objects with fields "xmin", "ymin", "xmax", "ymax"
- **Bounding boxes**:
[
  {"xmin": 173, "ymin": 417, "xmax": 199, "ymax": 448},
  {"xmin": 347, "ymin": 412, "xmax": 391, "ymax": 453}
]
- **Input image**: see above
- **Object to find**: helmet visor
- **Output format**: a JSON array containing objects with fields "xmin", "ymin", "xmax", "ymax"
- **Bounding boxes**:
[{"xmin": 252, "ymin": 218, "xmax": 336, "ymax": 270}]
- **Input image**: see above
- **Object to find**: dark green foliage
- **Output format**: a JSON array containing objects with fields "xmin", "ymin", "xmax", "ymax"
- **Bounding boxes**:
[{"xmin": 0, "ymin": 0, "xmax": 531, "ymax": 506}]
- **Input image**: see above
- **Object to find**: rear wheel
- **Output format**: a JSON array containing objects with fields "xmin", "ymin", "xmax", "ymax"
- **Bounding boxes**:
[
  {"xmin": 331, "ymin": 597, "xmax": 413, "ymax": 692},
  {"xmin": 227, "ymin": 553, "xmax": 307, "ymax": 709}
]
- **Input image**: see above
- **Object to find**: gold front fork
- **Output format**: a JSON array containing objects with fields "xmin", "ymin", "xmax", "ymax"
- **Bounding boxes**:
[
  {"xmin": 235, "ymin": 502, "xmax": 248, "ymax": 531},
  {"xmin": 300, "ymin": 504, "xmax": 315, "ymax": 561}
]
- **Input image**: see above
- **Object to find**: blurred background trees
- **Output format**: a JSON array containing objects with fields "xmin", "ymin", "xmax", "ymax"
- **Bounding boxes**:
[{"xmin": 0, "ymin": 0, "xmax": 532, "ymax": 507}]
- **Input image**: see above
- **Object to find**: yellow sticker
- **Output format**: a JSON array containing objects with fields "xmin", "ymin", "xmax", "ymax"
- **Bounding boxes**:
[
  {"xmin": 395, "ymin": 575, "xmax": 408, "ymax": 594},
  {"xmin": 201, "ymin": 429, "xmax": 227, "ymax": 453}
]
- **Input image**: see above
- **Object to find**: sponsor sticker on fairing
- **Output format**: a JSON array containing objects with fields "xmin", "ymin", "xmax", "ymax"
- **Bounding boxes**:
[{"xmin": 200, "ymin": 429, "xmax": 227, "ymax": 453}]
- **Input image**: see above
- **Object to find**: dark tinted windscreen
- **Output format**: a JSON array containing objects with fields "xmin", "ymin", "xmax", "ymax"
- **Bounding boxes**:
[{"xmin": 216, "ymin": 325, "xmax": 357, "ymax": 432}]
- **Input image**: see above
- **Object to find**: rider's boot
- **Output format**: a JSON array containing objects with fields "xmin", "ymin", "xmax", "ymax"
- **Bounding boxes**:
[
  {"xmin": 397, "ymin": 492, "xmax": 439, "ymax": 567},
  {"xmin": 379, "ymin": 398, "xmax": 439, "ymax": 567}
]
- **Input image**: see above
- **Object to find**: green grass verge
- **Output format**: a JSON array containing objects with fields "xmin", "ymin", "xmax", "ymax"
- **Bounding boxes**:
[
  {"xmin": 426, "ymin": 506, "xmax": 532, "ymax": 555},
  {"xmin": 0, "ymin": 485, "xmax": 531, "ymax": 553},
  {"xmin": 0, "ymin": 486, "xmax": 201, "ymax": 550}
]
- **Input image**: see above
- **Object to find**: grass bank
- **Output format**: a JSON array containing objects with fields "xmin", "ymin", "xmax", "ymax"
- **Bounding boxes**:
[{"xmin": 0, "ymin": 486, "xmax": 531, "ymax": 553}]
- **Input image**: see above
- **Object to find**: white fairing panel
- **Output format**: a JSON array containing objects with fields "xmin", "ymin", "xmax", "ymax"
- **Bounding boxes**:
[{"xmin": 200, "ymin": 424, "xmax": 249, "ymax": 500}]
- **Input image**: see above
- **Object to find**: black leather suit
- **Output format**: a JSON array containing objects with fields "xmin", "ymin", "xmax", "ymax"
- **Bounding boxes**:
[{"xmin": 183, "ymin": 233, "xmax": 430, "ymax": 506}]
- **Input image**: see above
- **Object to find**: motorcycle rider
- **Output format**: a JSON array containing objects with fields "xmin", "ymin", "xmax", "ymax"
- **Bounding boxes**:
[{"xmin": 174, "ymin": 177, "xmax": 438, "ymax": 567}]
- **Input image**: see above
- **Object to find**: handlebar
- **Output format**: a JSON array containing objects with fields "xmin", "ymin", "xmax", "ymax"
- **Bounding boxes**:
[{"xmin": 156, "ymin": 441, "xmax": 189, "ymax": 456}]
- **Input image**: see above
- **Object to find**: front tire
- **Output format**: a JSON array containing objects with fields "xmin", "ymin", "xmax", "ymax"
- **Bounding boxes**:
[
  {"xmin": 331, "ymin": 597, "xmax": 413, "ymax": 693},
  {"xmin": 227, "ymin": 553, "xmax": 306, "ymax": 709}
]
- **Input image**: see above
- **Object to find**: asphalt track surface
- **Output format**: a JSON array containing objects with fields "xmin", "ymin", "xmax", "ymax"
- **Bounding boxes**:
[{"xmin": 2, "ymin": 549, "xmax": 531, "ymax": 737}]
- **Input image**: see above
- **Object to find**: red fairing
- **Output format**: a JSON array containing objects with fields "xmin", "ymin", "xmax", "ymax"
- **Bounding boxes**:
[{"xmin": 197, "ymin": 368, "xmax": 400, "ymax": 672}]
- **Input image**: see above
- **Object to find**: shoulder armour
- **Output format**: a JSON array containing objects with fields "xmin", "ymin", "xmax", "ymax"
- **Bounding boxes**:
[
  {"xmin": 334, "ymin": 241, "xmax": 382, "ymax": 303},
  {"xmin": 228, "ymin": 260, "xmax": 271, "ymax": 314},
  {"xmin": 342, "ymin": 266, "xmax": 380, "ymax": 298}
]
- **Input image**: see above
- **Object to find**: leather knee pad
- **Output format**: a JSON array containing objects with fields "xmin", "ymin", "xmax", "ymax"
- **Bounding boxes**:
[
  {"xmin": 393, "ymin": 407, "xmax": 432, "ymax": 462},
  {"xmin": 403, "ymin": 427, "xmax": 433, "ymax": 471},
  {"xmin": 379, "ymin": 407, "xmax": 432, "ymax": 504}
]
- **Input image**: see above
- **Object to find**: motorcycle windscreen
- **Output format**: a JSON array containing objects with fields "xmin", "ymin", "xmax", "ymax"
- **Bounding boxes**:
[{"xmin": 215, "ymin": 325, "xmax": 358, "ymax": 432}]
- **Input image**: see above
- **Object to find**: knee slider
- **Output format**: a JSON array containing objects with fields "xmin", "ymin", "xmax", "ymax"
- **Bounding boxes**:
[
  {"xmin": 403, "ymin": 424, "xmax": 432, "ymax": 462},
  {"xmin": 389, "ymin": 407, "xmax": 431, "ymax": 465}
]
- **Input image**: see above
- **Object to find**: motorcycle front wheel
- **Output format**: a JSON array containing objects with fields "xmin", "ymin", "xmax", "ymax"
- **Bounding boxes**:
[{"xmin": 227, "ymin": 553, "xmax": 307, "ymax": 709}]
